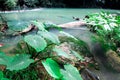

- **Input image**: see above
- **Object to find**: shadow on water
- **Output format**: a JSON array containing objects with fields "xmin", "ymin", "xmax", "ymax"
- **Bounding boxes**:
[{"xmin": 0, "ymin": 8, "xmax": 120, "ymax": 80}]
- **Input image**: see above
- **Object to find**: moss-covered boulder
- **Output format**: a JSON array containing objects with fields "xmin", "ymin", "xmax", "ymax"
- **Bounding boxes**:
[{"xmin": 106, "ymin": 50, "xmax": 120, "ymax": 72}]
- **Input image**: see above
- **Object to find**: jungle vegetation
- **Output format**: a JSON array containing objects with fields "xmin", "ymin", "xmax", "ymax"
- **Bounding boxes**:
[{"xmin": 0, "ymin": 0, "xmax": 120, "ymax": 11}]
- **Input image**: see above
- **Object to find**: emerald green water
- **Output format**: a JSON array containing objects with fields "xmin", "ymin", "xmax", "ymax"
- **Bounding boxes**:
[{"xmin": 0, "ymin": 8, "xmax": 120, "ymax": 24}]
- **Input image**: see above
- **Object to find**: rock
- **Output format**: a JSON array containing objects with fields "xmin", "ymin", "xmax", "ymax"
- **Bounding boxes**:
[
  {"xmin": 53, "ymin": 42, "xmax": 78, "ymax": 64},
  {"xmin": 85, "ymin": 57, "xmax": 92, "ymax": 62},
  {"xmin": 106, "ymin": 50, "xmax": 120, "ymax": 72}
]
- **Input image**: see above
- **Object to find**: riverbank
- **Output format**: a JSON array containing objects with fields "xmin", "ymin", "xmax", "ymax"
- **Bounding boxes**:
[
  {"xmin": 0, "ymin": 8, "xmax": 120, "ymax": 24},
  {"xmin": 0, "ymin": 8, "xmax": 120, "ymax": 13}
]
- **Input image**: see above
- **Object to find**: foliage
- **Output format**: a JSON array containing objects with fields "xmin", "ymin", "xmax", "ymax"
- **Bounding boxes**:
[
  {"xmin": 0, "ymin": 0, "xmax": 18, "ymax": 10},
  {"xmin": 4, "ymin": 66, "xmax": 39, "ymax": 80},
  {"xmin": 0, "ymin": 21, "xmax": 89, "ymax": 80},
  {"xmin": 5, "ymin": 0, "xmax": 17, "ymax": 10},
  {"xmin": 85, "ymin": 12, "xmax": 119, "ymax": 31},
  {"xmin": 60, "ymin": 31, "xmax": 78, "ymax": 41},
  {"xmin": 0, "ymin": 71, "xmax": 9, "ymax": 80},
  {"xmin": 0, "ymin": 52, "xmax": 34, "ymax": 71},
  {"xmin": 42, "ymin": 58, "xmax": 62, "ymax": 79},
  {"xmin": 61, "ymin": 64, "xmax": 83, "ymax": 80},
  {"xmin": 38, "ymin": 31, "xmax": 60, "ymax": 45},
  {"xmin": 31, "ymin": 21, "xmax": 46, "ymax": 31},
  {"xmin": 6, "ymin": 54, "xmax": 34, "ymax": 71},
  {"xmin": 24, "ymin": 0, "xmax": 39, "ymax": 8},
  {"xmin": 0, "ymin": 0, "xmax": 120, "ymax": 10},
  {"xmin": 85, "ymin": 12, "xmax": 120, "ymax": 52},
  {"xmin": 0, "ymin": 52, "xmax": 12, "ymax": 66},
  {"xmin": 71, "ymin": 50, "xmax": 84, "ymax": 61},
  {"xmin": 42, "ymin": 58, "xmax": 83, "ymax": 80},
  {"xmin": 53, "ymin": 48, "xmax": 70, "ymax": 58},
  {"xmin": 24, "ymin": 35, "xmax": 47, "ymax": 52}
]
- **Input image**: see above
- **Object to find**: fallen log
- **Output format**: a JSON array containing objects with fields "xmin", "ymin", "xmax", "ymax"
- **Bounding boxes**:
[
  {"xmin": 58, "ymin": 20, "xmax": 86, "ymax": 28},
  {"xmin": 13, "ymin": 20, "xmax": 87, "ymax": 36},
  {"xmin": 0, "ymin": 23, "xmax": 9, "ymax": 33},
  {"xmin": 13, "ymin": 24, "xmax": 36, "ymax": 36},
  {"xmin": 1, "ymin": 20, "xmax": 87, "ymax": 36}
]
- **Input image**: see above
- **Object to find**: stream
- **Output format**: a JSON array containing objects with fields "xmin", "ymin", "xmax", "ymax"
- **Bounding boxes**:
[{"xmin": 0, "ymin": 8, "xmax": 120, "ymax": 80}]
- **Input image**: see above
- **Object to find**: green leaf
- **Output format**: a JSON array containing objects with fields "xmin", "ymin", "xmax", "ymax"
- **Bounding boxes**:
[
  {"xmin": 43, "ymin": 22, "xmax": 61, "ymax": 30},
  {"xmin": 31, "ymin": 21, "xmax": 46, "ymax": 31},
  {"xmin": 1, "ymin": 78, "xmax": 10, "ymax": 80},
  {"xmin": 24, "ymin": 35, "xmax": 47, "ymax": 52},
  {"xmin": 0, "ymin": 71, "xmax": 3, "ymax": 80},
  {"xmin": 0, "ymin": 52, "xmax": 12, "ymax": 66},
  {"xmin": 0, "ymin": 53, "xmax": 34, "ymax": 71},
  {"xmin": 0, "ymin": 71, "xmax": 9, "ymax": 80},
  {"xmin": 43, "ymin": 22, "xmax": 58, "ymax": 28},
  {"xmin": 7, "ymin": 54, "xmax": 34, "ymax": 71},
  {"xmin": 61, "ymin": 64, "xmax": 83, "ymax": 80},
  {"xmin": 38, "ymin": 31, "xmax": 60, "ymax": 45},
  {"xmin": 53, "ymin": 48, "xmax": 70, "ymax": 58},
  {"xmin": 71, "ymin": 50, "xmax": 84, "ymax": 61},
  {"xmin": 42, "ymin": 58, "xmax": 62, "ymax": 79},
  {"xmin": 60, "ymin": 31, "xmax": 78, "ymax": 40},
  {"xmin": 8, "ymin": 21, "xmax": 29, "ymax": 31}
]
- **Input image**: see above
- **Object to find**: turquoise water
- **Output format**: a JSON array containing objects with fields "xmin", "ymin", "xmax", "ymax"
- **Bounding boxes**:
[
  {"xmin": 0, "ymin": 8, "xmax": 120, "ymax": 24},
  {"xmin": 0, "ymin": 8, "xmax": 120, "ymax": 55}
]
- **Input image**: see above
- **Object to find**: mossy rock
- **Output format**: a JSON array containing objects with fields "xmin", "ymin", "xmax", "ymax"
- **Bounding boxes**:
[
  {"xmin": 59, "ymin": 36, "xmax": 91, "ymax": 55},
  {"xmin": 106, "ymin": 50, "xmax": 120, "ymax": 72}
]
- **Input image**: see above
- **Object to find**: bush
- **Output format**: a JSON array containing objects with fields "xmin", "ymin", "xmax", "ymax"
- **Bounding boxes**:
[
  {"xmin": 0, "ymin": 0, "xmax": 17, "ymax": 10},
  {"xmin": 85, "ymin": 12, "xmax": 120, "ymax": 52}
]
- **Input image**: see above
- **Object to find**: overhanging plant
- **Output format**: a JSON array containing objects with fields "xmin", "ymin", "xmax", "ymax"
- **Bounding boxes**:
[
  {"xmin": 85, "ymin": 12, "xmax": 120, "ymax": 52},
  {"xmin": 84, "ymin": 11, "xmax": 120, "ymax": 71},
  {"xmin": 0, "ymin": 71, "xmax": 9, "ymax": 80}
]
